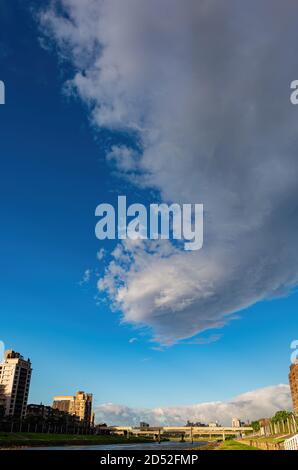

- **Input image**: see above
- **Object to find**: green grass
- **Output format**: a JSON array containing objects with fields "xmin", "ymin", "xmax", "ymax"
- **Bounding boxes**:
[
  {"xmin": 217, "ymin": 439, "xmax": 260, "ymax": 450},
  {"xmin": 0, "ymin": 432, "xmax": 153, "ymax": 448}
]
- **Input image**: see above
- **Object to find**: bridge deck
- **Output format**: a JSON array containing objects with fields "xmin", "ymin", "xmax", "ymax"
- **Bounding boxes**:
[{"xmin": 107, "ymin": 425, "xmax": 253, "ymax": 434}]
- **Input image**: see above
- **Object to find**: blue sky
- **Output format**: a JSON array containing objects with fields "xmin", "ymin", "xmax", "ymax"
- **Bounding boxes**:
[{"xmin": 1, "ymin": 1, "xmax": 298, "ymax": 423}]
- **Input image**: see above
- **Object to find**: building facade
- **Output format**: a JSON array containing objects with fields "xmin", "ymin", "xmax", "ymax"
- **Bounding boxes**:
[
  {"xmin": 232, "ymin": 417, "xmax": 241, "ymax": 427},
  {"xmin": 289, "ymin": 360, "xmax": 298, "ymax": 415},
  {"xmin": 53, "ymin": 391, "xmax": 93, "ymax": 426},
  {"xmin": 74, "ymin": 391, "xmax": 93, "ymax": 425},
  {"xmin": 52, "ymin": 395, "xmax": 75, "ymax": 414},
  {"xmin": 0, "ymin": 349, "xmax": 32, "ymax": 418},
  {"xmin": 27, "ymin": 403, "xmax": 80, "ymax": 427},
  {"xmin": 140, "ymin": 421, "xmax": 150, "ymax": 429}
]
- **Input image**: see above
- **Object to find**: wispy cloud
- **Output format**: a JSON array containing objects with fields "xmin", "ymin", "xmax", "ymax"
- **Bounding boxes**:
[
  {"xmin": 140, "ymin": 357, "xmax": 151, "ymax": 362},
  {"xmin": 182, "ymin": 334, "xmax": 222, "ymax": 345},
  {"xmin": 79, "ymin": 268, "xmax": 92, "ymax": 285},
  {"xmin": 96, "ymin": 248, "xmax": 106, "ymax": 261},
  {"xmin": 128, "ymin": 337, "xmax": 138, "ymax": 344}
]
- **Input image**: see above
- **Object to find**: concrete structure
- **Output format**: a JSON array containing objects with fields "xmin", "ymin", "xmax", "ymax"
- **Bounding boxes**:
[
  {"xmin": 53, "ymin": 390, "xmax": 93, "ymax": 426},
  {"xmin": 0, "ymin": 349, "xmax": 32, "ymax": 418},
  {"xmin": 284, "ymin": 434, "xmax": 298, "ymax": 450},
  {"xmin": 289, "ymin": 360, "xmax": 298, "ymax": 415},
  {"xmin": 140, "ymin": 421, "xmax": 150, "ymax": 429},
  {"xmin": 107, "ymin": 425, "xmax": 253, "ymax": 441},
  {"xmin": 74, "ymin": 391, "xmax": 93, "ymax": 425},
  {"xmin": 232, "ymin": 417, "xmax": 241, "ymax": 427},
  {"xmin": 27, "ymin": 403, "xmax": 80, "ymax": 426},
  {"xmin": 27, "ymin": 403, "xmax": 54, "ymax": 420},
  {"xmin": 53, "ymin": 395, "xmax": 74, "ymax": 414}
]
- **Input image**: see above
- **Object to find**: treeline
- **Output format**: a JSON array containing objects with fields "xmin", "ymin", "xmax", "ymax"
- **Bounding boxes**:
[{"xmin": 251, "ymin": 410, "xmax": 298, "ymax": 436}]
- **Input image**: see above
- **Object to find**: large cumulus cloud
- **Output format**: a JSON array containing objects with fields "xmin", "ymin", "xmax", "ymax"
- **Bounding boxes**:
[
  {"xmin": 95, "ymin": 384, "xmax": 292, "ymax": 426},
  {"xmin": 40, "ymin": 1, "xmax": 298, "ymax": 343}
]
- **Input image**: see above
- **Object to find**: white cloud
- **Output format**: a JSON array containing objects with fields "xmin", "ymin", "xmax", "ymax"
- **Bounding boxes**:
[
  {"xmin": 106, "ymin": 145, "xmax": 139, "ymax": 173},
  {"xmin": 96, "ymin": 248, "xmax": 106, "ymax": 261},
  {"xmin": 128, "ymin": 337, "xmax": 138, "ymax": 344},
  {"xmin": 40, "ymin": 1, "xmax": 298, "ymax": 343},
  {"xmin": 79, "ymin": 268, "xmax": 92, "ymax": 285},
  {"xmin": 95, "ymin": 384, "xmax": 292, "ymax": 426},
  {"xmin": 182, "ymin": 334, "xmax": 222, "ymax": 345}
]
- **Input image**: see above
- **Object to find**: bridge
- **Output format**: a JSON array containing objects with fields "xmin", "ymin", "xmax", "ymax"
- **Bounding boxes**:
[{"xmin": 103, "ymin": 425, "xmax": 253, "ymax": 441}]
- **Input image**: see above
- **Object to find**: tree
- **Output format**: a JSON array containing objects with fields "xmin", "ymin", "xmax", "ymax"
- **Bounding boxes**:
[
  {"xmin": 251, "ymin": 421, "xmax": 260, "ymax": 432},
  {"xmin": 271, "ymin": 410, "xmax": 292, "ymax": 423}
]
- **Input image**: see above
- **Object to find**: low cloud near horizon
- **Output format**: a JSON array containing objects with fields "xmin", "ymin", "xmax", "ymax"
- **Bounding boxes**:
[
  {"xmin": 40, "ymin": 0, "xmax": 298, "ymax": 344},
  {"xmin": 95, "ymin": 384, "xmax": 292, "ymax": 426}
]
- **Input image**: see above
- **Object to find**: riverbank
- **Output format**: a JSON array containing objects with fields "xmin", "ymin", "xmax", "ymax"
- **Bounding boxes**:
[
  {"xmin": 0, "ymin": 432, "xmax": 154, "ymax": 449},
  {"xmin": 1, "ymin": 437, "xmax": 209, "ymax": 451},
  {"xmin": 237, "ymin": 435, "xmax": 289, "ymax": 450},
  {"xmin": 217, "ymin": 439, "xmax": 260, "ymax": 450},
  {"xmin": 194, "ymin": 439, "xmax": 259, "ymax": 451}
]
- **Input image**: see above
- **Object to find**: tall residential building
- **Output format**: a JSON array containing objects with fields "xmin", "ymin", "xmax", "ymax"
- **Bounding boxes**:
[
  {"xmin": 0, "ymin": 349, "xmax": 32, "ymax": 418},
  {"xmin": 52, "ymin": 395, "xmax": 75, "ymax": 414},
  {"xmin": 232, "ymin": 417, "xmax": 241, "ymax": 427},
  {"xmin": 53, "ymin": 391, "xmax": 93, "ymax": 426},
  {"xmin": 74, "ymin": 391, "xmax": 93, "ymax": 425},
  {"xmin": 289, "ymin": 360, "xmax": 298, "ymax": 415}
]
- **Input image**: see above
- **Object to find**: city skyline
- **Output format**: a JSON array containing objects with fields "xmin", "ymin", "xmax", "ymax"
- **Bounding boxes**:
[
  {"xmin": 0, "ymin": 346, "xmax": 296, "ymax": 427},
  {"xmin": 1, "ymin": 0, "xmax": 298, "ymax": 428}
]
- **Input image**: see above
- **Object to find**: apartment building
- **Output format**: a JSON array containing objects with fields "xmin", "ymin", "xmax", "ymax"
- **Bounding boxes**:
[
  {"xmin": 0, "ymin": 349, "xmax": 32, "ymax": 418},
  {"xmin": 53, "ymin": 390, "xmax": 93, "ymax": 426}
]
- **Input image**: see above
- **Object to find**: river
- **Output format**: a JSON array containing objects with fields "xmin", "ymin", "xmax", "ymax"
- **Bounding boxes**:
[{"xmin": 26, "ymin": 440, "xmax": 208, "ymax": 450}]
